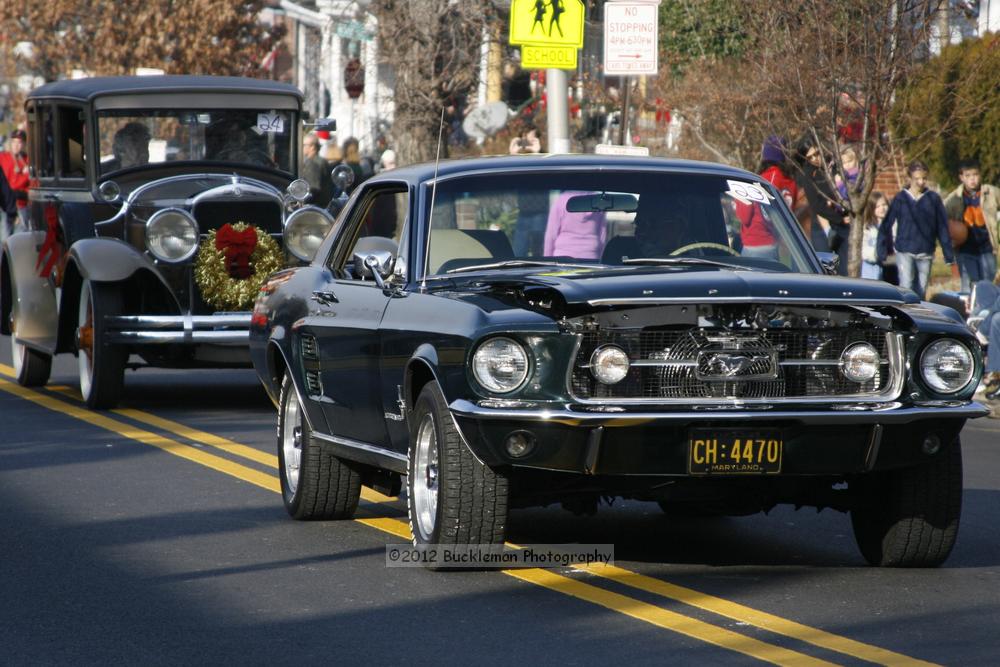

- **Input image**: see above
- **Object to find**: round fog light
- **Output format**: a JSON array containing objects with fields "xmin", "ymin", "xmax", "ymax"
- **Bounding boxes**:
[
  {"xmin": 590, "ymin": 345, "xmax": 630, "ymax": 385},
  {"xmin": 922, "ymin": 433, "xmax": 941, "ymax": 455},
  {"xmin": 840, "ymin": 342, "xmax": 880, "ymax": 383},
  {"xmin": 504, "ymin": 431, "xmax": 535, "ymax": 458}
]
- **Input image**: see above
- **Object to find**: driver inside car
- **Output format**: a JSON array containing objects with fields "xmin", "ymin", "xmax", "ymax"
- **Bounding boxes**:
[{"xmin": 107, "ymin": 122, "xmax": 150, "ymax": 171}]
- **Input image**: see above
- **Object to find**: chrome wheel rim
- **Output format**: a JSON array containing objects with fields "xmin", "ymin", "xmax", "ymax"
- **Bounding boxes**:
[
  {"xmin": 281, "ymin": 389, "xmax": 302, "ymax": 496},
  {"xmin": 413, "ymin": 412, "xmax": 439, "ymax": 539},
  {"xmin": 77, "ymin": 280, "xmax": 95, "ymax": 399}
]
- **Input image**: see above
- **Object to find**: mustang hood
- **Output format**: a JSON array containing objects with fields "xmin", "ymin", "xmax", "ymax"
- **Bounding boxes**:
[{"xmin": 484, "ymin": 268, "xmax": 918, "ymax": 307}]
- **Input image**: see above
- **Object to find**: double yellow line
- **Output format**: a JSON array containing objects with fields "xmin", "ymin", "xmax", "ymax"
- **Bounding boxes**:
[{"xmin": 0, "ymin": 363, "xmax": 935, "ymax": 666}]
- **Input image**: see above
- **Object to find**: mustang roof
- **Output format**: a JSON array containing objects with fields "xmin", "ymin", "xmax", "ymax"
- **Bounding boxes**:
[
  {"xmin": 369, "ymin": 154, "xmax": 759, "ymax": 184},
  {"xmin": 27, "ymin": 75, "xmax": 303, "ymax": 102}
]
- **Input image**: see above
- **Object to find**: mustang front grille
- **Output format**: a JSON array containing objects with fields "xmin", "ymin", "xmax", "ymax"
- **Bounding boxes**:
[{"xmin": 570, "ymin": 328, "xmax": 902, "ymax": 403}]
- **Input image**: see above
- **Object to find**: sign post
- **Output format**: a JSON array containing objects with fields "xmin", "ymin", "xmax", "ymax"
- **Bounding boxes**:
[
  {"xmin": 603, "ymin": 1, "xmax": 660, "ymax": 146},
  {"xmin": 508, "ymin": 0, "xmax": 586, "ymax": 153}
]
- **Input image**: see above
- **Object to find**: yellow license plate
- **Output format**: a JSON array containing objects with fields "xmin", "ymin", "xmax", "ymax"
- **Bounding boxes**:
[{"xmin": 688, "ymin": 429, "xmax": 783, "ymax": 475}]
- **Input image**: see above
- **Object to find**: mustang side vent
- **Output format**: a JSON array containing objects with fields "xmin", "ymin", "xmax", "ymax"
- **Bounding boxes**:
[
  {"xmin": 300, "ymin": 334, "xmax": 318, "ymax": 360},
  {"xmin": 305, "ymin": 370, "xmax": 323, "ymax": 397}
]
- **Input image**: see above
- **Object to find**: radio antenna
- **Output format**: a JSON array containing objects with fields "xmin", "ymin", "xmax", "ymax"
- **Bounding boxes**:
[{"xmin": 421, "ymin": 106, "xmax": 447, "ymax": 290}]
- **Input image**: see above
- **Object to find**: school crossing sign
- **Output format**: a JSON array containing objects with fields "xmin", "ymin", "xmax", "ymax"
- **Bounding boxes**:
[{"xmin": 509, "ymin": 0, "xmax": 586, "ymax": 70}]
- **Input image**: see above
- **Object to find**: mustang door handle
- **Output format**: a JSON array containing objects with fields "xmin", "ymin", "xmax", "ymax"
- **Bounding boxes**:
[{"xmin": 311, "ymin": 290, "xmax": 339, "ymax": 304}]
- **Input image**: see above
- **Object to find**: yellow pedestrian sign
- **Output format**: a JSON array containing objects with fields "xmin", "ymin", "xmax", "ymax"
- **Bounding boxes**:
[
  {"xmin": 509, "ymin": 0, "xmax": 585, "ymax": 49},
  {"xmin": 521, "ymin": 44, "xmax": 578, "ymax": 70}
]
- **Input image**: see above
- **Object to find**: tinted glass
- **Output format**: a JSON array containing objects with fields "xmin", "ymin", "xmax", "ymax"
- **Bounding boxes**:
[
  {"xmin": 57, "ymin": 106, "xmax": 87, "ymax": 179},
  {"xmin": 425, "ymin": 171, "xmax": 816, "ymax": 275},
  {"xmin": 96, "ymin": 108, "xmax": 296, "ymax": 176}
]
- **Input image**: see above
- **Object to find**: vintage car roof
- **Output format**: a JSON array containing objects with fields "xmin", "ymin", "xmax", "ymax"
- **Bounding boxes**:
[
  {"xmin": 367, "ymin": 154, "xmax": 760, "ymax": 185},
  {"xmin": 27, "ymin": 75, "xmax": 303, "ymax": 102}
]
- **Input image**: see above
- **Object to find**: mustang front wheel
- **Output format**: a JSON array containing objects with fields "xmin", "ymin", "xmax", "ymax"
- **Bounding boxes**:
[
  {"xmin": 77, "ymin": 278, "xmax": 126, "ymax": 409},
  {"xmin": 278, "ymin": 375, "xmax": 361, "ymax": 520},
  {"xmin": 850, "ymin": 438, "xmax": 963, "ymax": 567},
  {"xmin": 407, "ymin": 382, "xmax": 508, "ymax": 548}
]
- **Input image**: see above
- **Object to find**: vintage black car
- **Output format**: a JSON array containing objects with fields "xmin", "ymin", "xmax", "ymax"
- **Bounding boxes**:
[
  {"xmin": 1, "ymin": 76, "xmax": 338, "ymax": 408},
  {"xmin": 250, "ymin": 155, "xmax": 987, "ymax": 567}
]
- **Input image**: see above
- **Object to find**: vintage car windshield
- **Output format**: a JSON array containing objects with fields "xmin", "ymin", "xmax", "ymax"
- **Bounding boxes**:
[
  {"xmin": 425, "ymin": 171, "xmax": 816, "ymax": 276},
  {"xmin": 97, "ymin": 108, "xmax": 296, "ymax": 176}
]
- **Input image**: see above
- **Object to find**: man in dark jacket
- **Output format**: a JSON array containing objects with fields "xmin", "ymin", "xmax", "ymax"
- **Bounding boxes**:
[
  {"xmin": 0, "ymin": 167, "xmax": 18, "ymax": 240},
  {"xmin": 877, "ymin": 160, "xmax": 956, "ymax": 299}
]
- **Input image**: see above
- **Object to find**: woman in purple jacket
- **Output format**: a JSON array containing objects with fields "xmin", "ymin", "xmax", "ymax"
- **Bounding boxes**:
[{"xmin": 544, "ymin": 190, "xmax": 607, "ymax": 259}]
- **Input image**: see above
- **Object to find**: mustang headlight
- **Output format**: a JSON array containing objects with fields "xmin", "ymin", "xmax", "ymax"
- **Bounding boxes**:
[
  {"xmin": 590, "ymin": 345, "xmax": 630, "ymax": 385},
  {"xmin": 472, "ymin": 337, "xmax": 530, "ymax": 394},
  {"xmin": 146, "ymin": 208, "xmax": 199, "ymax": 262},
  {"xmin": 840, "ymin": 342, "xmax": 880, "ymax": 383},
  {"xmin": 285, "ymin": 206, "xmax": 335, "ymax": 261},
  {"xmin": 919, "ymin": 339, "xmax": 974, "ymax": 394}
]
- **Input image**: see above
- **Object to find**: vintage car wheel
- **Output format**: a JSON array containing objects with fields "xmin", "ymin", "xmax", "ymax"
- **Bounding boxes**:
[
  {"xmin": 8, "ymin": 281, "xmax": 52, "ymax": 386},
  {"xmin": 407, "ymin": 382, "xmax": 509, "ymax": 547},
  {"xmin": 850, "ymin": 439, "xmax": 963, "ymax": 567},
  {"xmin": 277, "ymin": 375, "xmax": 361, "ymax": 520},
  {"xmin": 77, "ymin": 279, "xmax": 126, "ymax": 409}
]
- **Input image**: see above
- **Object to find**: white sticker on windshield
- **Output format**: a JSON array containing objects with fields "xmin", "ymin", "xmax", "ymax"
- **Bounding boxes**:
[
  {"xmin": 257, "ymin": 113, "xmax": 285, "ymax": 133},
  {"xmin": 726, "ymin": 180, "xmax": 773, "ymax": 206}
]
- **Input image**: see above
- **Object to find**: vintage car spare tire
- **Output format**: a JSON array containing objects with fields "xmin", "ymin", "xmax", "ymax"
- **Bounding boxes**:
[
  {"xmin": 407, "ymin": 382, "xmax": 509, "ymax": 550},
  {"xmin": 278, "ymin": 375, "xmax": 361, "ymax": 520},
  {"xmin": 850, "ymin": 438, "xmax": 962, "ymax": 567},
  {"xmin": 77, "ymin": 279, "xmax": 127, "ymax": 409}
]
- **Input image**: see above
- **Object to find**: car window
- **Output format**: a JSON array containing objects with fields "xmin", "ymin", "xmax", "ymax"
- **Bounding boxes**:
[
  {"xmin": 425, "ymin": 171, "xmax": 815, "ymax": 275},
  {"xmin": 335, "ymin": 188, "xmax": 409, "ymax": 283},
  {"xmin": 35, "ymin": 105, "xmax": 56, "ymax": 180},
  {"xmin": 96, "ymin": 108, "xmax": 296, "ymax": 175},
  {"xmin": 57, "ymin": 106, "xmax": 87, "ymax": 180}
]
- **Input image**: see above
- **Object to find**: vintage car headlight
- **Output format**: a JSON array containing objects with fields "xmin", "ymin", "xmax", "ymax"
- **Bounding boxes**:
[
  {"xmin": 840, "ymin": 342, "xmax": 880, "ymax": 383},
  {"xmin": 590, "ymin": 345, "xmax": 630, "ymax": 385},
  {"xmin": 146, "ymin": 208, "xmax": 199, "ymax": 262},
  {"xmin": 919, "ymin": 339, "xmax": 974, "ymax": 394},
  {"xmin": 472, "ymin": 337, "xmax": 530, "ymax": 393},
  {"xmin": 285, "ymin": 206, "xmax": 335, "ymax": 261}
]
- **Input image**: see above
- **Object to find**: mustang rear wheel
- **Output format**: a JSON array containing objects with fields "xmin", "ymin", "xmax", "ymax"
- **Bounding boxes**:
[
  {"xmin": 850, "ymin": 438, "xmax": 963, "ymax": 567},
  {"xmin": 278, "ymin": 375, "xmax": 361, "ymax": 520},
  {"xmin": 9, "ymin": 270, "xmax": 51, "ymax": 386},
  {"xmin": 77, "ymin": 279, "xmax": 126, "ymax": 409},
  {"xmin": 407, "ymin": 382, "xmax": 508, "ymax": 548}
]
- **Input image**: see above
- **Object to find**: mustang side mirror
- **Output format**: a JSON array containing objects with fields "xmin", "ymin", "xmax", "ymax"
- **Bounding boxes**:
[
  {"xmin": 355, "ymin": 250, "xmax": 395, "ymax": 289},
  {"xmin": 816, "ymin": 252, "xmax": 840, "ymax": 275}
]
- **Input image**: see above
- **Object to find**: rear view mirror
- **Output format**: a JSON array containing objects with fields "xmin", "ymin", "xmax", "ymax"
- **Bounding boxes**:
[{"xmin": 565, "ymin": 192, "xmax": 638, "ymax": 213}]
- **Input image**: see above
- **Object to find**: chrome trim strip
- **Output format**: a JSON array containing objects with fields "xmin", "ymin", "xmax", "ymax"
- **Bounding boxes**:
[
  {"xmin": 106, "ymin": 314, "xmax": 252, "ymax": 328},
  {"xmin": 310, "ymin": 431, "xmax": 408, "ymax": 474},
  {"xmin": 107, "ymin": 330, "xmax": 249, "ymax": 344},
  {"xmin": 449, "ymin": 398, "xmax": 990, "ymax": 426},
  {"xmin": 586, "ymin": 296, "xmax": 907, "ymax": 307}
]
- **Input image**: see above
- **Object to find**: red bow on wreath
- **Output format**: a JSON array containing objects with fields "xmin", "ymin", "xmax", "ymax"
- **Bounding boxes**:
[{"xmin": 216, "ymin": 223, "xmax": 258, "ymax": 279}]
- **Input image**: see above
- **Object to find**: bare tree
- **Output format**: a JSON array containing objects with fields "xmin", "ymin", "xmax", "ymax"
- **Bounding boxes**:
[
  {"xmin": 369, "ymin": 0, "xmax": 493, "ymax": 165},
  {"xmin": 0, "ymin": 0, "xmax": 281, "ymax": 83}
]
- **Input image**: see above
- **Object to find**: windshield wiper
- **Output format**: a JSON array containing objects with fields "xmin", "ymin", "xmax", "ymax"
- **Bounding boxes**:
[
  {"xmin": 446, "ymin": 260, "xmax": 597, "ymax": 274},
  {"xmin": 621, "ymin": 257, "xmax": 767, "ymax": 271}
]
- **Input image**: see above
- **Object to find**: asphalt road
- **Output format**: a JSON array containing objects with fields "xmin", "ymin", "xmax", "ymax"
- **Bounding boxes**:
[{"xmin": 2, "ymin": 342, "xmax": 998, "ymax": 666}]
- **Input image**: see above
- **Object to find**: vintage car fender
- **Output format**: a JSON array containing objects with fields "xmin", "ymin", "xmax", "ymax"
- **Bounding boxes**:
[
  {"xmin": 67, "ymin": 237, "xmax": 170, "ymax": 285},
  {"xmin": 1, "ymin": 231, "xmax": 57, "ymax": 349},
  {"xmin": 404, "ymin": 343, "xmax": 443, "ymax": 410}
]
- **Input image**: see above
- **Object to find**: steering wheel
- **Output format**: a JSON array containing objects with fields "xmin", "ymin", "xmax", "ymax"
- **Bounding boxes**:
[{"xmin": 669, "ymin": 242, "xmax": 740, "ymax": 257}]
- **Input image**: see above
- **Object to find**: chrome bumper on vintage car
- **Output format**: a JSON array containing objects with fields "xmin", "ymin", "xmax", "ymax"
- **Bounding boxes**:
[
  {"xmin": 104, "ymin": 314, "xmax": 251, "ymax": 345},
  {"xmin": 448, "ymin": 398, "xmax": 990, "ymax": 426}
]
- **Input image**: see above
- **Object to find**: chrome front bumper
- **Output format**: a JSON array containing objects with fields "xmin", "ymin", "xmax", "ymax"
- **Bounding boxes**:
[
  {"xmin": 448, "ymin": 398, "xmax": 990, "ymax": 426},
  {"xmin": 105, "ymin": 314, "xmax": 251, "ymax": 345}
]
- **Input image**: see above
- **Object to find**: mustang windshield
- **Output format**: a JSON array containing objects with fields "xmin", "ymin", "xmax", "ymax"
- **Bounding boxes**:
[
  {"xmin": 97, "ymin": 108, "xmax": 296, "ymax": 175},
  {"xmin": 425, "ymin": 171, "xmax": 816, "ymax": 275}
]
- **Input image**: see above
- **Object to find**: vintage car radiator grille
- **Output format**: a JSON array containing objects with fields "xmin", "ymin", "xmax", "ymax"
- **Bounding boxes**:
[
  {"xmin": 570, "ymin": 328, "xmax": 897, "ymax": 402},
  {"xmin": 193, "ymin": 200, "xmax": 283, "ymax": 235}
]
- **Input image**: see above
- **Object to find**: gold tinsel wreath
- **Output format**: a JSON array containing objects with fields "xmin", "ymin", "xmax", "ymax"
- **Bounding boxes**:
[{"xmin": 194, "ymin": 223, "xmax": 283, "ymax": 311}]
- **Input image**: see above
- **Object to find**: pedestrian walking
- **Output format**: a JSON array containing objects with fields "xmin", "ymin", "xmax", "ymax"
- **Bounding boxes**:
[
  {"xmin": 861, "ymin": 191, "xmax": 888, "ymax": 280},
  {"xmin": 795, "ymin": 138, "xmax": 847, "ymax": 268},
  {"xmin": 877, "ymin": 160, "xmax": 956, "ymax": 299},
  {"xmin": 0, "ymin": 167, "xmax": 18, "ymax": 241},
  {"xmin": 0, "ymin": 129, "xmax": 30, "ymax": 230},
  {"xmin": 300, "ymin": 132, "xmax": 334, "ymax": 206},
  {"xmin": 944, "ymin": 159, "xmax": 999, "ymax": 293}
]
